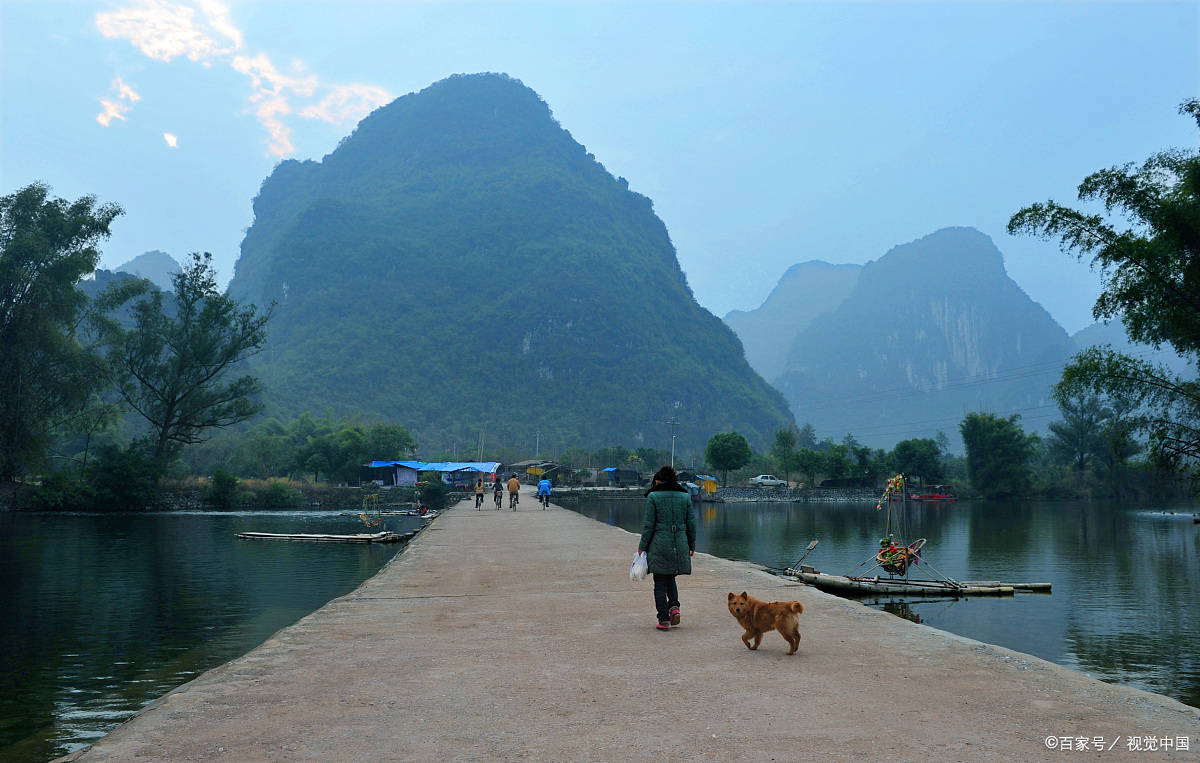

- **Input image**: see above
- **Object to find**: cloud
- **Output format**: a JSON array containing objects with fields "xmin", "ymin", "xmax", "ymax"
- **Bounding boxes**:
[
  {"xmin": 299, "ymin": 83, "xmax": 392, "ymax": 125},
  {"xmin": 95, "ymin": 0, "xmax": 241, "ymax": 64},
  {"xmin": 163, "ymin": 132, "xmax": 178, "ymax": 147},
  {"xmin": 114, "ymin": 77, "xmax": 141, "ymax": 102},
  {"xmin": 96, "ymin": 77, "xmax": 141, "ymax": 126},
  {"xmin": 97, "ymin": 99, "xmax": 130, "ymax": 126},
  {"xmin": 95, "ymin": 0, "xmax": 391, "ymax": 156}
]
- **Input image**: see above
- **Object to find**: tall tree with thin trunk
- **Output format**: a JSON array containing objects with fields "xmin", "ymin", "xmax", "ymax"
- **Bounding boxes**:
[
  {"xmin": 1009, "ymin": 99, "xmax": 1200, "ymax": 480},
  {"xmin": 95, "ymin": 252, "xmax": 271, "ymax": 467},
  {"xmin": 0, "ymin": 183, "xmax": 122, "ymax": 481}
]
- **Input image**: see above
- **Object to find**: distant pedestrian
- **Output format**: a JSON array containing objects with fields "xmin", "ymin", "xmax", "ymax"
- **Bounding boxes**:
[
  {"xmin": 474, "ymin": 477, "xmax": 485, "ymax": 509},
  {"xmin": 537, "ymin": 476, "xmax": 552, "ymax": 509},
  {"xmin": 507, "ymin": 475, "xmax": 521, "ymax": 509},
  {"xmin": 637, "ymin": 465, "xmax": 696, "ymax": 631}
]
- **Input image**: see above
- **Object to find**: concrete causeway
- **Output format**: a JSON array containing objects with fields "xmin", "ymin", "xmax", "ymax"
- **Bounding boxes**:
[{"xmin": 72, "ymin": 490, "xmax": 1199, "ymax": 761}]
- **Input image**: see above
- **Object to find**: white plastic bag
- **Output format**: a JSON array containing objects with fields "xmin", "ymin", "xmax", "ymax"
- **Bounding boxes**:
[{"xmin": 629, "ymin": 551, "xmax": 648, "ymax": 582}]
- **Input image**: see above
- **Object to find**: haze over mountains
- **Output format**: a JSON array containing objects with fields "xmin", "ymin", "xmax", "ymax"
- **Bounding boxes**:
[
  {"xmin": 725, "ymin": 227, "xmax": 1194, "ymax": 450},
  {"xmin": 114, "ymin": 250, "xmax": 179, "ymax": 291},
  {"xmin": 724, "ymin": 261, "xmax": 861, "ymax": 382},
  {"xmin": 226, "ymin": 73, "xmax": 794, "ymax": 454}
]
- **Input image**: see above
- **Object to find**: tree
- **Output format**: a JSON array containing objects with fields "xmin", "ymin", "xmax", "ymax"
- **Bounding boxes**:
[
  {"xmin": 1046, "ymin": 394, "xmax": 1108, "ymax": 474},
  {"xmin": 794, "ymin": 448, "xmax": 823, "ymax": 489},
  {"xmin": 705, "ymin": 431, "xmax": 751, "ymax": 485},
  {"xmin": 1009, "ymin": 99, "xmax": 1200, "ymax": 479},
  {"xmin": 594, "ymin": 445, "xmax": 631, "ymax": 468},
  {"xmin": 0, "ymin": 183, "xmax": 123, "ymax": 481},
  {"xmin": 959, "ymin": 412, "xmax": 1038, "ymax": 498},
  {"xmin": 795, "ymin": 422, "xmax": 818, "ymax": 450},
  {"xmin": 95, "ymin": 252, "xmax": 271, "ymax": 467},
  {"xmin": 891, "ymin": 438, "xmax": 944, "ymax": 482},
  {"xmin": 771, "ymin": 427, "xmax": 797, "ymax": 481},
  {"xmin": 364, "ymin": 424, "xmax": 416, "ymax": 462},
  {"xmin": 821, "ymin": 444, "xmax": 851, "ymax": 481}
]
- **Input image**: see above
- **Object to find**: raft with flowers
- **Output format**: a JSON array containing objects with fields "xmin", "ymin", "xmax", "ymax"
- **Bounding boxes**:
[{"xmin": 784, "ymin": 473, "xmax": 1050, "ymax": 598}]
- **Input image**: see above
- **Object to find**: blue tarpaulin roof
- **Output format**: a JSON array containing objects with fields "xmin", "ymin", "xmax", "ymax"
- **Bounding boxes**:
[{"xmin": 366, "ymin": 461, "xmax": 500, "ymax": 473}]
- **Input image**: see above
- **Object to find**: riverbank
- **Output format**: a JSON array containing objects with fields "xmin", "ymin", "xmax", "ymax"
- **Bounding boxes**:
[
  {"xmin": 554, "ymin": 486, "xmax": 879, "ymax": 502},
  {"xmin": 68, "ymin": 490, "xmax": 1198, "ymax": 761},
  {"xmin": 2, "ymin": 480, "xmax": 467, "ymax": 512}
]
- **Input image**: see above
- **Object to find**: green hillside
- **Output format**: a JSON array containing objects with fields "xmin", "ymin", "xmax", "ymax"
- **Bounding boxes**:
[{"xmin": 228, "ymin": 73, "xmax": 793, "ymax": 454}]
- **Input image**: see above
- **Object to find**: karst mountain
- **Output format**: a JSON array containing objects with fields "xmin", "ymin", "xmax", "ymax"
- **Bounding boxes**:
[
  {"xmin": 766, "ymin": 228, "xmax": 1074, "ymax": 447},
  {"xmin": 227, "ymin": 73, "xmax": 794, "ymax": 454}
]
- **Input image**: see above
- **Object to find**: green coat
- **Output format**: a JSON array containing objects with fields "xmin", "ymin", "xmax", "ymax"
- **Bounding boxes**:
[{"xmin": 638, "ymin": 489, "xmax": 696, "ymax": 576}]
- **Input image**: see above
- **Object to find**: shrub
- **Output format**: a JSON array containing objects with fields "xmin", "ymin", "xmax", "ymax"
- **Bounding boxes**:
[
  {"xmin": 416, "ymin": 472, "xmax": 450, "ymax": 511},
  {"xmin": 27, "ymin": 470, "xmax": 94, "ymax": 510},
  {"xmin": 86, "ymin": 443, "xmax": 163, "ymax": 510},
  {"xmin": 205, "ymin": 468, "xmax": 241, "ymax": 508},
  {"xmin": 256, "ymin": 480, "xmax": 303, "ymax": 508}
]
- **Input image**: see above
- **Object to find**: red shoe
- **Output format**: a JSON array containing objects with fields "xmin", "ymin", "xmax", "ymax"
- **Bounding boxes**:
[
  {"xmin": 669, "ymin": 607, "xmax": 681, "ymax": 626},
  {"xmin": 655, "ymin": 621, "xmax": 670, "ymax": 631}
]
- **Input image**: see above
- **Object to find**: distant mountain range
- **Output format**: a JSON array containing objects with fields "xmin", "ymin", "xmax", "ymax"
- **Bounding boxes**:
[
  {"xmin": 725, "ymin": 227, "xmax": 1193, "ymax": 449},
  {"xmin": 724, "ymin": 261, "xmax": 860, "ymax": 382},
  {"xmin": 226, "ymin": 73, "xmax": 794, "ymax": 454},
  {"xmin": 115, "ymin": 250, "xmax": 179, "ymax": 291}
]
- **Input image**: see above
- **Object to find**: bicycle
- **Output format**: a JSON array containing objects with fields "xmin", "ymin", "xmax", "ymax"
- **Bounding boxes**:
[{"xmin": 494, "ymin": 489, "xmax": 503, "ymax": 510}]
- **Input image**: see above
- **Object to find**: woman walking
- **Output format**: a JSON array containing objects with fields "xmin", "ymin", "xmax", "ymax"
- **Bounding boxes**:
[{"xmin": 637, "ymin": 465, "xmax": 696, "ymax": 630}]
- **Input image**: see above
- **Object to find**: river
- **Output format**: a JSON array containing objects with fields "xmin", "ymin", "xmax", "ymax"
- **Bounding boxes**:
[
  {"xmin": 566, "ymin": 496, "xmax": 1200, "ymax": 710},
  {"xmin": 0, "ymin": 510, "xmax": 420, "ymax": 762},
  {"xmin": 3, "ymin": 498, "xmax": 1197, "ymax": 761}
]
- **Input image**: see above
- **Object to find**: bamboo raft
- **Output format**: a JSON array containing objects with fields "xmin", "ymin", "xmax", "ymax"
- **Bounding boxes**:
[
  {"xmin": 786, "ymin": 568, "xmax": 1051, "ymax": 597},
  {"xmin": 236, "ymin": 530, "xmax": 414, "ymax": 544}
]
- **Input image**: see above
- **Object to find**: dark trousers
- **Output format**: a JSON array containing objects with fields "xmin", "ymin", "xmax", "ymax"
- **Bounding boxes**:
[
  {"xmin": 652, "ymin": 574, "xmax": 679, "ymax": 623},
  {"xmin": 475, "ymin": 493, "xmax": 483, "ymax": 508}
]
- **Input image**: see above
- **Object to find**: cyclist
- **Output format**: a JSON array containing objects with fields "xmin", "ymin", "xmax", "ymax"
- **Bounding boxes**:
[
  {"xmin": 506, "ymin": 474, "xmax": 521, "ymax": 509},
  {"xmin": 537, "ymin": 476, "xmax": 552, "ymax": 509},
  {"xmin": 493, "ymin": 476, "xmax": 503, "ymax": 509}
]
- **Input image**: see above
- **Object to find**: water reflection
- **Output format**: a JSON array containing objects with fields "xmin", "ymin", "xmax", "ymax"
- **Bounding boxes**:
[
  {"xmin": 567, "ymin": 497, "xmax": 1200, "ymax": 709},
  {"xmin": 0, "ymin": 511, "xmax": 416, "ymax": 761}
]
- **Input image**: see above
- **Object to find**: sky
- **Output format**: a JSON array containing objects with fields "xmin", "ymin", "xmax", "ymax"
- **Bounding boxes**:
[{"xmin": 2, "ymin": 1, "xmax": 1197, "ymax": 335}]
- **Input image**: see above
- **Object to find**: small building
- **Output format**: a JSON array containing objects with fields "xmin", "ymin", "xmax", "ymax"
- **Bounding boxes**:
[
  {"xmin": 507, "ymin": 460, "xmax": 559, "ymax": 484},
  {"xmin": 361, "ymin": 461, "xmax": 501, "ymax": 488},
  {"xmin": 597, "ymin": 467, "xmax": 641, "ymax": 487}
]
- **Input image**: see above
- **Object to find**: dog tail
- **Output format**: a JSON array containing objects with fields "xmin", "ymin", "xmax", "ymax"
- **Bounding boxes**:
[{"xmin": 791, "ymin": 601, "xmax": 803, "ymax": 614}]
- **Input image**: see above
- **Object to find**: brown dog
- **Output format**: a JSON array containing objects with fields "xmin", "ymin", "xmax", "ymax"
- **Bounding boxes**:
[{"xmin": 727, "ymin": 591, "xmax": 803, "ymax": 654}]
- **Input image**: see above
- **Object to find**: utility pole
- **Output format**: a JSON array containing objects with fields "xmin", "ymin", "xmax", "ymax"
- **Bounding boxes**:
[
  {"xmin": 664, "ymin": 417, "xmax": 679, "ymax": 468},
  {"xmin": 478, "ymin": 430, "xmax": 484, "ymax": 461},
  {"xmin": 535, "ymin": 431, "xmax": 540, "ymax": 458}
]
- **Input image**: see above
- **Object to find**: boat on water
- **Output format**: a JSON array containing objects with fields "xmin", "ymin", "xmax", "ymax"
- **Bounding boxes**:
[
  {"xmin": 784, "ymin": 474, "xmax": 1049, "ymax": 598},
  {"xmin": 907, "ymin": 483, "xmax": 957, "ymax": 502},
  {"xmin": 236, "ymin": 530, "xmax": 414, "ymax": 543}
]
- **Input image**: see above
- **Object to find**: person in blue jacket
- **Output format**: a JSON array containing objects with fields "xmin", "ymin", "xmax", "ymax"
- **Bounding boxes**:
[{"xmin": 536, "ymin": 476, "xmax": 552, "ymax": 509}]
